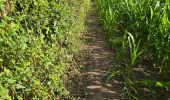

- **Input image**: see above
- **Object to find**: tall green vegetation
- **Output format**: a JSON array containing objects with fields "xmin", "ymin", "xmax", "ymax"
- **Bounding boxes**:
[
  {"xmin": 0, "ymin": 0, "xmax": 90, "ymax": 99},
  {"xmin": 96, "ymin": 0, "xmax": 170, "ymax": 99}
]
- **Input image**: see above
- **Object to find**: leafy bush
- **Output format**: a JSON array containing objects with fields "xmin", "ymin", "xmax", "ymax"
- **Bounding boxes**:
[{"xmin": 0, "ymin": 0, "xmax": 89, "ymax": 99}]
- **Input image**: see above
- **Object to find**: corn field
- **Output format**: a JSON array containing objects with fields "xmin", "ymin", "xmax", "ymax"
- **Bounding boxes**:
[{"xmin": 96, "ymin": 0, "xmax": 170, "ymax": 99}]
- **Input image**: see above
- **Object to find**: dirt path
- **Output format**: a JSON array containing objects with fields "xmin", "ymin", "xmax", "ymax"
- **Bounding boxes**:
[{"xmin": 77, "ymin": 3, "xmax": 121, "ymax": 100}]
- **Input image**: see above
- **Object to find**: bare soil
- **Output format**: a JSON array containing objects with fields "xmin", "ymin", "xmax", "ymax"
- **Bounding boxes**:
[{"xmin": 74, "ymin": 3, "xmax": 122, "ymax": 100}]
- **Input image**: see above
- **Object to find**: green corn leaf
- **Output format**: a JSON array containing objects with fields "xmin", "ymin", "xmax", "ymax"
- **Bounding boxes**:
[{"xmin": 150, "ymin": 6, "xmax": 154, "ymax": 20}]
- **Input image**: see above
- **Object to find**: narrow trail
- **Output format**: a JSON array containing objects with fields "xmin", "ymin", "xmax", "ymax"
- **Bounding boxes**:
[{"xmin": 78, "ymin": 3, "xmax": 121, "ymax": 100}]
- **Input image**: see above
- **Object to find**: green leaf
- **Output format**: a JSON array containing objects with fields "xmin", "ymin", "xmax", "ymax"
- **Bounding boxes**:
[
  {"xmin": 25, "ymin": 88, "xmax": 31, "ymax": 92},
  {"xmin": 0, "ymin": 58, "xmax": 3, "ymax": 62},
  {"xmin": 156, "ymin": 82, "xmax": 163, "ymax": 87},
  {"xmin": 150, "ymin": 7, "xmax": 153, "ymax": 20},
  {"xmin": 16, "ymin": 84, "xmax": 25, "ymax": 89},
  {"xmin": 139, "ymin": 80, "xmax": 170, "ymax": 88},
  {"xmin": 7, "ymin": 79, "xmax": 16, "ymax": 84}
]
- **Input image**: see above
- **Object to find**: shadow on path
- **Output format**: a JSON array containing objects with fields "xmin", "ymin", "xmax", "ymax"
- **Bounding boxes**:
[{"xmin": 77, "ymin": 3, "xmax": 122, "ymax": 100}]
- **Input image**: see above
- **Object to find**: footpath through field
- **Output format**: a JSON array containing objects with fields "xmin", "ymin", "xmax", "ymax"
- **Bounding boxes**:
[{"xmin": 78, "ymin": 2, "xmax": 121, "ymax": 100}]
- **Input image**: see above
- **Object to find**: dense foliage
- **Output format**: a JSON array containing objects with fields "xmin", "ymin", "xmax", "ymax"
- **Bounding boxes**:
[
  {"xmin": 0, "ymin": 0, "xmax": 89, "ymax": 99},
  {"xmin": 96, "ymin": 0, "xmax": 170, "ymax": 99}
]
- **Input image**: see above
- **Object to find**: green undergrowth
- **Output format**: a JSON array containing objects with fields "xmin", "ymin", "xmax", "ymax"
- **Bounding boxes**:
[
  {"xmin": 96, "ymin": 0, "xmax": 170, "ymax": 99},
  {"xmin": 0, "ymin": 0, "xmax": 90, "ymax": 99}
]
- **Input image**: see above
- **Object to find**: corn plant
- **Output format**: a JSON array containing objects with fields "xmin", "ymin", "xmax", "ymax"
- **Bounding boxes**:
[{"xmin": 96, "ymin": 0, "xmax": 170, "ymax": 98}]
